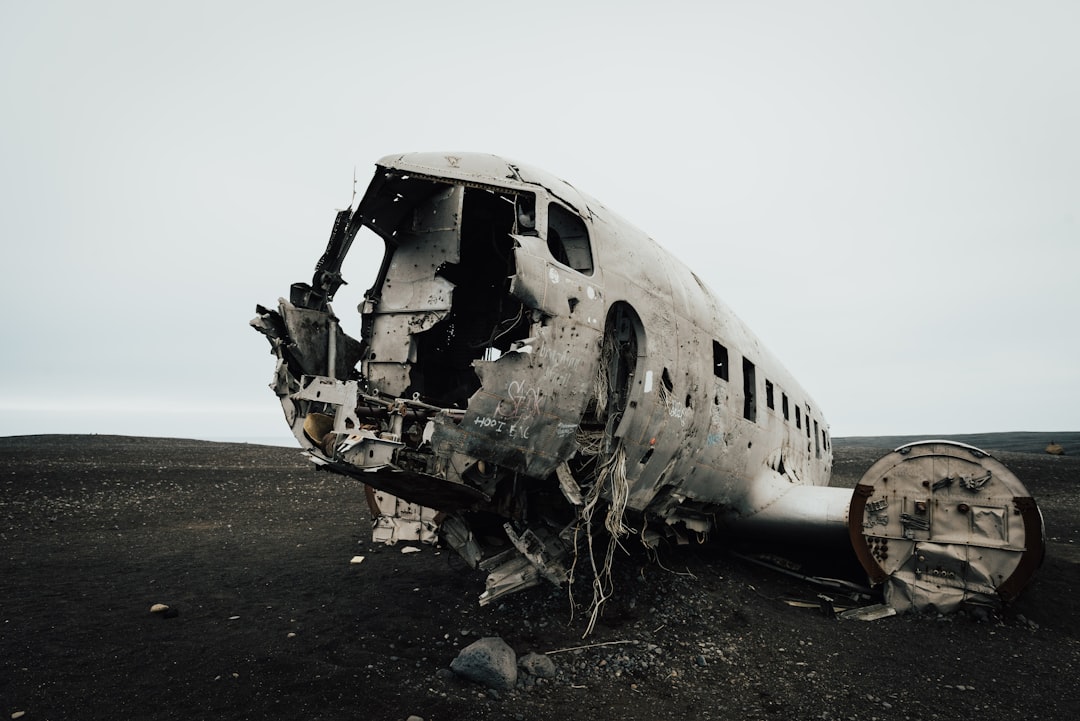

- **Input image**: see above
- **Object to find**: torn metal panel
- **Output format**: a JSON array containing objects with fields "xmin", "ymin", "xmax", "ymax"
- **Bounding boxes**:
[
  {"xmin": 293, "ymin": 377, "xmax": 363, "ymax": 435},
  {"xmin": 479, "ymin": 550, "xmax": 544, "ymax": 604},
  {"xmin": 839, "ymin": 603, "xmax": 897, "ymax": 621},
  {"xmin": 252, "ymin": 301, "xmax": 364, "ymax": 385},
  {"xmin": 362, "ymin": 183, "xmax": 463, "ymax": 396},
  {"xmin": 429, "ymin": 336, "xmax": 598, "ymax": 481},
  {"xmin": 507, "ymin": 234, "xmax": 566, "ymax": 317},
  {"xmin": 365, "ymin": 486, "xmax": 440, "ymax": 546}
]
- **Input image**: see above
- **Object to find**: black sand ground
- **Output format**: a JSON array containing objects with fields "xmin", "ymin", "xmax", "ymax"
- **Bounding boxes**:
[{"xmin": 2, "ymin": 435, "xmax": 1078, "ymax": 720}]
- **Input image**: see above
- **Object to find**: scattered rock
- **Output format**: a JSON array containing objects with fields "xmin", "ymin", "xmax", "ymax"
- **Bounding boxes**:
[
  {"xmin": 150, "ymin": 603, "xmax": 179, "ymax": 619},
  {"xmin": 518, "ymin": 651, "xmax": 556, "ymax": 678},
  {"xmin": 401, "ymin": 546, "xmax": 421, "ymax": 554},
  {"xmin": 450, "ymin": 637, "xmax": 518, "ymax": 690}
]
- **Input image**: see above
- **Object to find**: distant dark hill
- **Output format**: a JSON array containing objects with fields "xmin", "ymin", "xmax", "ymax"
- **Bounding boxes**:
[{"xmin": 834, "ymin": 431, "xmax": 1078, "ymax": 455}]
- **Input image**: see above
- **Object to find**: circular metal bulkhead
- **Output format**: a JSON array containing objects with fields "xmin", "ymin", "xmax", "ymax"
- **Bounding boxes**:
[{"xmin": 849, "ymin": 441, "xmax": 1044, "ymax": 613}]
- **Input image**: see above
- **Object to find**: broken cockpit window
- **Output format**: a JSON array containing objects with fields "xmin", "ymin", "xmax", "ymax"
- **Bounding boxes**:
[{"xmin": 546, "ymin": 202, "xmax": 593, "ymax": 275}]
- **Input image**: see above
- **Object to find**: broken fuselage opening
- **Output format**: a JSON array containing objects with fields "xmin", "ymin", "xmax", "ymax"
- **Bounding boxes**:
[
  {"xmin": 394, "ymin": 184, "xmax": 533, "ymax": 409},
  {"xmin": 348, "ymin": 178, "xmax": 547, "ymax": 477},
  {"xmin": 254, "ymin": 164, "xmax": 609, "ymax": 601}
]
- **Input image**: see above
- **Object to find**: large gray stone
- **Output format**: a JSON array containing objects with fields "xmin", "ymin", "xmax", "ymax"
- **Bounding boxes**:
[{"xmin": 449, "ymin": 637, "xmax": 518, "ymax": 690}]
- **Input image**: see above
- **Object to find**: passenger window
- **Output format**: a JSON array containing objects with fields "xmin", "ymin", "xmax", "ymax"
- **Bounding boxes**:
[
  {"xmin": 782, "ymin": 393, "xmax": 789, "ymax": 421},
  {"xmin": 713, "ymin": 341, "xmax": 729, "ymax": 381},
  {"xmin": 795, "ymin": 406, "xmax": 801, "ymax": 429},
  {"xmin": 742, "ymin": 357, "xmax": 756, "ymax": 422},
  {"xmin": 765, "ymin": 380, "xmax": 775, "ymax": 410},
  {"xmin": 547, "ymin": 203, "xmax": 593, "ymax": 274}
]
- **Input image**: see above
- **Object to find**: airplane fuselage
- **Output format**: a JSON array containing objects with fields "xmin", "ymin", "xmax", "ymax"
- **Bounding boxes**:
[{"xmin": 253, "ymin": 152, "xmax": 1040, "ymax": 612}]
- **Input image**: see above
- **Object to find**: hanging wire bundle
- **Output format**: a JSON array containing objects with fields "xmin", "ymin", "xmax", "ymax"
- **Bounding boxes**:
[{"xmin": 578, "ymin": 440, "xmax": 632, "ymax": 636}]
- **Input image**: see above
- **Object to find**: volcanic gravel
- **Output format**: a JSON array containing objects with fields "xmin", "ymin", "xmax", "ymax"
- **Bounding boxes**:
[{"xmin": 2, "ymin": 435, "xmax": 1078, "ymax": 720}]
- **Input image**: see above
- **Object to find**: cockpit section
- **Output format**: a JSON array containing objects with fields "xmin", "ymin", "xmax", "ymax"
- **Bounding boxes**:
[
  {"xmin": 252, "ymin": 158, "xmax": 607, "ymax": 603},
  {"xmin": 362, "ymin": 178, "xmax": 536, "ymax": 409}
]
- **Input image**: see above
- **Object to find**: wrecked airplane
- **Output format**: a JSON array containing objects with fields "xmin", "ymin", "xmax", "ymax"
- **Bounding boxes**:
[{"xmin": 252, "ymin": 152, "xmax": 1043, "ymax": 618}]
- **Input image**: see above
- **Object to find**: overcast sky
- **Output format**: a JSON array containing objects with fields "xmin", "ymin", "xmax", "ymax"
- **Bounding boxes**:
[{"xmin": 2, "ymin": 1, "xmax": 1077, "ymax": 444}]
